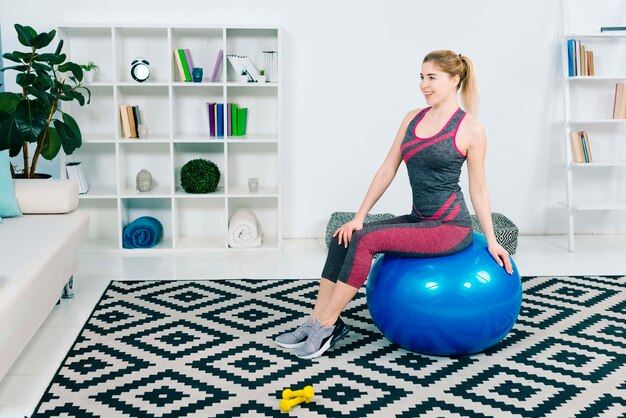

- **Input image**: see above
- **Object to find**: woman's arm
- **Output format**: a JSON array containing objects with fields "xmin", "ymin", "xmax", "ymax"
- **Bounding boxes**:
[
  {"xmin": 464, "ymin": 121, "xmax": 514, "ymax": 274},
  {"xmin": 335, "ymin": 110, "xmax": 417, "ymax": 246}
]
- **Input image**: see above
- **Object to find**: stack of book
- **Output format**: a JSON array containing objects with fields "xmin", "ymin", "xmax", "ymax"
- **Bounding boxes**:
[
  {"xmin": 65, "ymin": 162, "xmax": 89, "ymax": 194},
  {"xmin": 226, "ymin": 55, "xmax": 262, "ymax": 82},
  {"xmin": 173, "ymin": 48, "xmax": 195, "ymax": 82},
  {"xmin": 569, "ymin": 130, "xmax": 593, "ymax": 163},
  {"xmin": 566, "ymin": 39, "xmax": 594, "ymax": 77},
  {"xmin": 206, "ymin": 102, "xmax": 248, "ymax": 137},
  {"xmin": 262, "ymin": 51, "xmax": 278, "ymax": 82},
  {"xmin": 613, "ymin": 83, "xmax": 626, "ymax": 119},
  {"xmin": 119, "ymin": 105, "xmax": 142, "ymax": 138}
]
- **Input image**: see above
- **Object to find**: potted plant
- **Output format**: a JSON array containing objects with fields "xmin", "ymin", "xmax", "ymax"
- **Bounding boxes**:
[
  {"xmin": 80, "ymin": 61, "xmax": 99, "ymax": 84},
  {"xmin": 0, "ymin": 24, "xmax": 92, "ymax": 178},
  {"xmin": 258, "ymin": 69, "xmax": 267, "ymax": 83}
]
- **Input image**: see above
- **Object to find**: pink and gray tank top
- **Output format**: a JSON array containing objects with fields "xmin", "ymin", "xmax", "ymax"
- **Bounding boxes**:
[{"xmin": 401, "ymin": 106, "xmax": 472, "ymax": 227}]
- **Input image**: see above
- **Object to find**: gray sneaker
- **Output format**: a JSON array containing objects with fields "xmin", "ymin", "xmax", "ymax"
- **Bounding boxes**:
[
  {"xmin": 275, "ymin": 319, "xmax": 313, "ymax": 349},
  {"xmin": 294, "ymin": 317, "xmax": 349, "ymax": 359}
]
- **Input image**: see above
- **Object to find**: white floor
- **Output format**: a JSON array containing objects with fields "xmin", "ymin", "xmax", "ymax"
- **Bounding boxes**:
[{"xmin": 1, "ymin": 235, "xmax": 625, "ymax": 418}]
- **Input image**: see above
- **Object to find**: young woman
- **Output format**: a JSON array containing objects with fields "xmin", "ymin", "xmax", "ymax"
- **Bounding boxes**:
[{"xmin": 276, "ymin": 50, "xmax": 513, "ymax": 359}]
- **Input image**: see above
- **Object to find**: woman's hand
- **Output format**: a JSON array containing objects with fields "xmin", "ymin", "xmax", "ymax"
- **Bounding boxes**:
[
  {"xmin": 333, "ymin": 219, "xmax": 364, "ymax": 248},
  {"xmin": 488, "ymin": 242, "xmax": 513, "ymax": 275}
]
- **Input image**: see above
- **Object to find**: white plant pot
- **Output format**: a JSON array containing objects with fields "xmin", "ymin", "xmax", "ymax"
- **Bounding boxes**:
[{"xmin": 84, "ymin": 71, "xmax": 95, "ymax": 84}]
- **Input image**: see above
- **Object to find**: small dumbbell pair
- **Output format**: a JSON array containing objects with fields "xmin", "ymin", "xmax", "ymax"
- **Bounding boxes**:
[{"xmin": 279, "ymin": 385, "xmax": 314, "ymax": 412}]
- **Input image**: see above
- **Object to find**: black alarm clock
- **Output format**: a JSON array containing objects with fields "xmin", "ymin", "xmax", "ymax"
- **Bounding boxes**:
[{"xmin": 130, "ymin": 57, "xmax": 150, "ymax": 82}]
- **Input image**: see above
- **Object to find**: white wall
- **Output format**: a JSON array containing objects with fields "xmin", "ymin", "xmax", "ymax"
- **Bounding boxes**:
[{"xmin": 2, "ymin": 0, "xmax": 625, "ymax": 237}]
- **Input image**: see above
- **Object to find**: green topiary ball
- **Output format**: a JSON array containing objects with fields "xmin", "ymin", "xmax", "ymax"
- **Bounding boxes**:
[{"xmin": 180, "ymin": 158, "xmax": 220, "ymax": 193}]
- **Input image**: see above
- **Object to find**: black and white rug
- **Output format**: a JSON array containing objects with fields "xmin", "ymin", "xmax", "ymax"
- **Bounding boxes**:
[{"xmin": 33, "ymin": 276, "xmax": 626, "ymax": 417}]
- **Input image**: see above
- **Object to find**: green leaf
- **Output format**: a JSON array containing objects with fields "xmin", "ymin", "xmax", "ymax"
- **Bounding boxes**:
[
  {"xmin": 0, "ymin": 111, "xmax": 23, "ymax": 157},
  {"xmin": 59, "ymin": 94, "xmax": 73, "ymax": 101},
  {"xmin": 15, "ymin": 99, "xmax": 47, "ymax": 143},
  {"xmin": 14, "ymin": 24, "xmax": 37, "ymax": 47},
  {"xmin": 0, "ymin": 65, "xmax": 28, "ymax": 73},
  {"xmin": 71, "ymin": 91, "xmax": 85, "ymax": 106},
  {"xmin": 61, "ymin": 113, "xmax": 82, "ymax": 148},
  {"xmin": 54, "ymin": 39, "xmax": 64, "ymax": 55},
  {"xmin": 54, "ymin": 119, "xmax": 79, "ymax": 155},
  {"xmin": 58, "ymin": 62, "xmax": 83, "ymax": 82},
  {"xmin": 32, "ymin": 30, "xmax": 56, "ymax": 49},
  {"xmin": 31, "ymin": 61, "xmax": 52, "ymax": 72},
  {"xmin": 34, "ymin": 53, "xmax": 61, "ymax": 62},
  {"xmin": 38, "ymin": 73, "xmax": 55, "ymax": 89},
  {"xmin": 80, "ymin": 86, "xmax": 92, "ymax": 105},
  {"xmin": 16, "ymin": 73, "xmax": 37, "ymax": 87},
  {"xmin": 0, "ymin": 92, "xmax": 21, "ymax": 112},
  {"xmin": 2, "ymin": 52, "xmax": 24, "ymax": 63},
  {"xmin": 52, "ymin": 53, "xmax": 66, "ymax": 65},
  {"xmin": 15, "ymin": 51, "xmax": 33, "ymax": 60},
  {"xmin": 26, "ymin": 86, "xmax": 50, "ymax": 109},
  {"xmin": 40, "ymin": 126, "xmax": 61, "ymax": 160}
]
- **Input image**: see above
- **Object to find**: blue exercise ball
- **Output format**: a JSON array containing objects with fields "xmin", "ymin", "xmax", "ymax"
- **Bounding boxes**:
[{"xmin": 366, "ymin": 232, "xmax": 522, "ymax": 356}]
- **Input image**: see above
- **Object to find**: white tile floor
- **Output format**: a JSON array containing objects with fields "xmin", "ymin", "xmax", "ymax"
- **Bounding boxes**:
[{"xmin": 1, "ymin": 235, "xmax": 625, "ymax": 417}]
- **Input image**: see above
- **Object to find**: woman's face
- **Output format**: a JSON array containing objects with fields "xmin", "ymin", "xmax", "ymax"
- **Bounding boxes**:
[{"xmin": 420, "ymin": 61, "xmax": 459, "ymax": 106}]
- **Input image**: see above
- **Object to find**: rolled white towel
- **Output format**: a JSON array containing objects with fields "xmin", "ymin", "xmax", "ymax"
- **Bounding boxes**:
[{"xmin": 228, "ymin": 208, "xmax": 263, "ymax": 248}]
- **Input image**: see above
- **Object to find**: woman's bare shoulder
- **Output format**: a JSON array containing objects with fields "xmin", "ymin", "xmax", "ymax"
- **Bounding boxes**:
[
  {"xmin": 459, "ymin": 113, "xmax": 485, "ymax": 137},
  {"xmin": 402, "ymin": 108, "xmax": 423, "ymax": 122}
]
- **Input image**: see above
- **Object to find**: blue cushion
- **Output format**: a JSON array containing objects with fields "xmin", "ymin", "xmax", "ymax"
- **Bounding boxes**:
[{"xmin": 0, "ymin": 150, "xmax": 22, "ymax": 218}]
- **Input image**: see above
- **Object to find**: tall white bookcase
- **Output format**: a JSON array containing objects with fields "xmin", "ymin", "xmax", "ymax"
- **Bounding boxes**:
[
  {"xmin": 560, "ymin": 2, "xmax": 626, "ymax": 251},
  {"xmin": 57, "ymin": 25, "xmax": 282, "ymax": 252}
]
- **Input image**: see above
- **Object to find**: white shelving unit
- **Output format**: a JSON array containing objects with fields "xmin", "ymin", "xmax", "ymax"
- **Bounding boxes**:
[
  {"xmin": 57, "ymin": 25, "xmax": 282, "ymax": 252},
  {"xmin": 561, "ymin": 3, "xmax": 626, "ymax": 251}
]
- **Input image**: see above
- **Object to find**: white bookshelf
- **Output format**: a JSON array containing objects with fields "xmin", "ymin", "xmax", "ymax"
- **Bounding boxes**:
[
  {"xmin": 561, "ymin": 2, "xmax": 626, "ymax": 251},
  {"xmin": 57, "ymin": 25, "xmax": 282, "ymax": 252}
]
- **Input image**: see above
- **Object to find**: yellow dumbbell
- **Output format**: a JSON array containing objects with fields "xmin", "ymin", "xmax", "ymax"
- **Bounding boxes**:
[
  {"xmin": 280, "ymin": 396, "xmax": 306, "ymax": 412},
  {"xmin": 279, "ymin": 385, "xmax": 314, "ymax": 412},
  {"xmin": 282, "ymin": 385, "xmax": 314, "ymax": 401}
]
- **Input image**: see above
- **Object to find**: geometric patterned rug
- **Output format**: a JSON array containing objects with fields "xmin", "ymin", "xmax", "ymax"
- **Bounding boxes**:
[{"xmin": 32, "ymin": 276, "xmax": 626, "ymax": 417}]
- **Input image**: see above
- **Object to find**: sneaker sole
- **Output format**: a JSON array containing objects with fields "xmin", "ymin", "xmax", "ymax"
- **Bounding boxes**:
[
  {"xmin": 275, "ymin": 340, "xmax": 307, "ymax": 349},
  {"xmin": 330, "ymin": 324, "xmax": 350, "ymax": 347},
  {"xmin": 296, "ymin": 323, "xmax": 350, "ymax": 360}
]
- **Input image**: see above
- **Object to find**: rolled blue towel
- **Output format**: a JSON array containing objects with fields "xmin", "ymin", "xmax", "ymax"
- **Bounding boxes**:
[{"xmin": 122, "ymin": 216, "xmax": 163, "ymax": 249}]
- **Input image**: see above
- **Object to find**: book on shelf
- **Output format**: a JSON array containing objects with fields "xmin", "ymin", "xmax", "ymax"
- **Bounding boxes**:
[
  {"xmin": 263, "ymin": 51, "xmax": 278, "ymax": 82},
  {"xmin": 211, "ymin": 49, "xmax": 223, "ymax": 82},
  {"xmin": 217, "ymin": 103, "xmax": 224, "ymax": 136},
  {"xmin": 566, "ymin": 39, "xmax": 594, "ymax": 77},
  {"xmin": 119, "ymin": 105, "xmax": 132, "ymax": 138},
  {"xmin": 231, "ymin": 103, "xmax": 237, "ymax": 135},
  {"xmin": 227, "ymin": 55, "xmax": 250, "ymax": 81},
  {"xmin": 183, "ymin": 49, "xmax": 194, "ymax": 75},
  {"xmin": 227, "ymin": 55, "xmax": 263, "ymax": 82},
  {"xmin": 237, "ymin": 107, "xmax": 248, "ymax": 135},
  {"xmin": 613, "ymin": 83, "xmax": 626, "ymax": 119},
  {"xmin": 207, "ymin": 102, "xmax": 216, "ymax": 137},
  {"xmin": 65, "ymin": 162, "xmax": 89, "ymax": 194},
  {"xmin": 206, "ymin": 102, "xmax": 248, "ymax": 137},
  {"xmin": 173, "ymin": 49, "xmax": 186, "ymax": 81},
  {"xmin": 570, "ymin": 130, "xmax": 592, "ymax": 163},
  {"xmin": 175, "ymin": 49, "xmax": 192, "ymax": 81},
  {"xmin": 119, "ymin": 105, "xmax": 141, "ymax": 138},
  {"xmin": 126, "ymin": 105, "xmax": 137, "ymax": 138}
]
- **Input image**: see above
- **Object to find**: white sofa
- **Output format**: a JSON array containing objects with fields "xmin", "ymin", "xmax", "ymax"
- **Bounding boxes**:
[{"xmin": 0, "ymin": 179, "xmax": 89, "ymax": 382}]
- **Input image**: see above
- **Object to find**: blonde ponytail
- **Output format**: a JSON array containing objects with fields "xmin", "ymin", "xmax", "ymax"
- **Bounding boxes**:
[{"xmin": 423, "ymin": 50, "xmax": 479, "ymax": 115}]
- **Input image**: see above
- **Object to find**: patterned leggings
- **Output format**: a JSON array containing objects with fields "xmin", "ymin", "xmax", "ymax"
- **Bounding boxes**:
[{"xmin": 321, "ymin": 215, "xmax": 473, "ymax": 289}]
